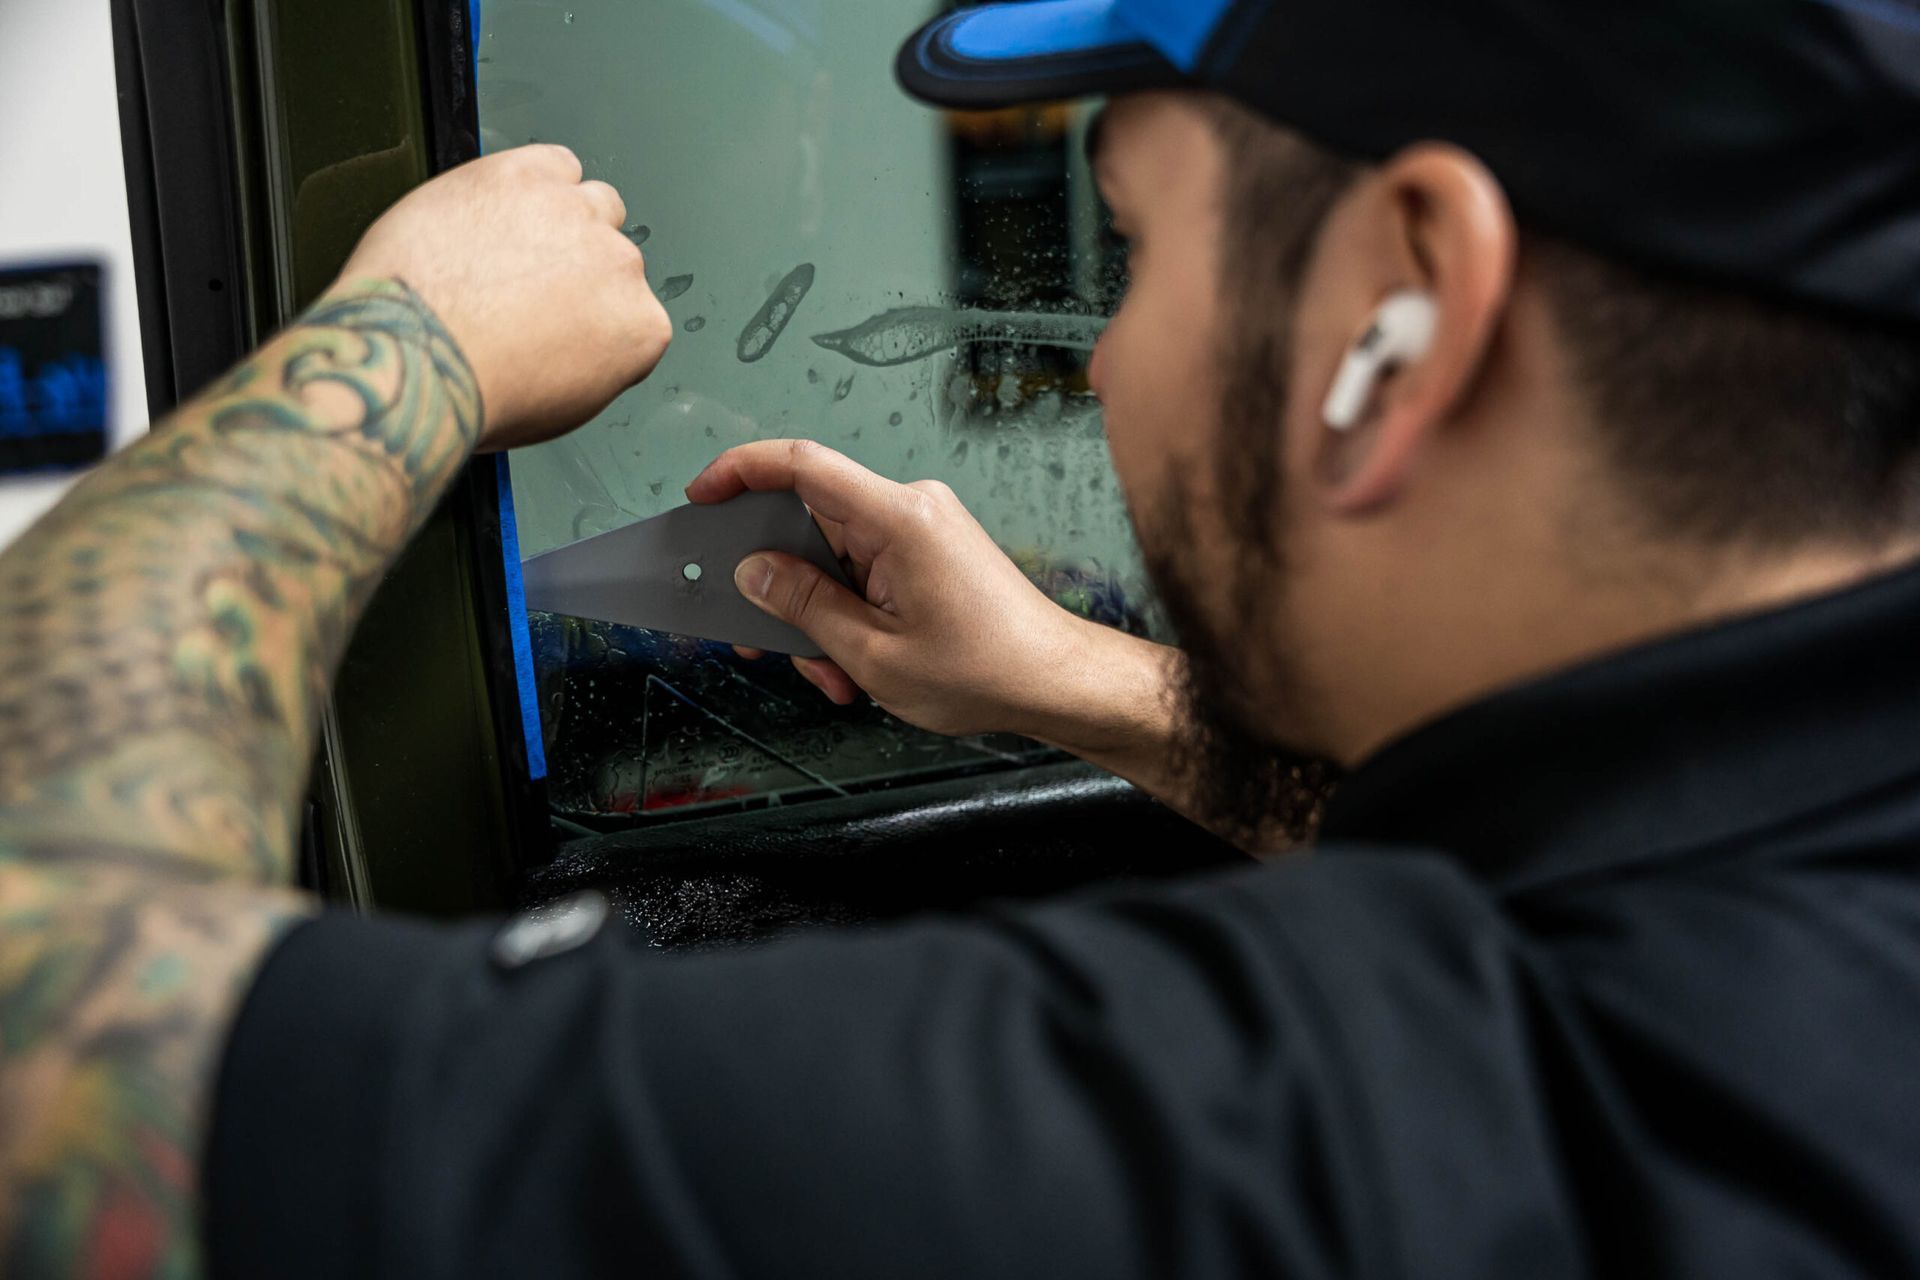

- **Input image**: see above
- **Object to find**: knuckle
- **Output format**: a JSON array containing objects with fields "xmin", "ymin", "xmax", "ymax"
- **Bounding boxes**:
[
  {"xmin": 505, "ymin": 142, "xmax": 578, "ymax": 182},
  {"xmin": 483, "ymin": 153, "xmax": 529, "ymax": 189},
  {"xmin": 848, "ymin": 631, "xmax": 884, "ymax": 675},
  {"xmin": 903, "ymin": 488, "xmax": 943, "ymax": 531},
  {"xmin": 642, "ymin": 288, "xmax": 671, "ymax": 330},
  {"xmin": 911, "ymin": 478, "xmax": 955, "ymax": 505},
  {"xmin": 584, "ymin": 179, "xmax": 626, "ymax": 221},
  {"xmin": 615, "ymin": 239, "xmax": 644, "ymax": 275},
  {"xmin": 639, "ymin": 303, "xmax": 672, "ymax": 356}
]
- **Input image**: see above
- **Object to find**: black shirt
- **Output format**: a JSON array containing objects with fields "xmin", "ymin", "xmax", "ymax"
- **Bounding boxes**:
[{"xmin": 205, "ymin": 565, "xmax": 1920, "ymax": 1278}]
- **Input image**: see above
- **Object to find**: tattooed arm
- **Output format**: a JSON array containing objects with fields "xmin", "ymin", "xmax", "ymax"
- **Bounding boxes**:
[{"xmin": 0, "ymin": 144, "xmax": 669, "ymax": 1277}]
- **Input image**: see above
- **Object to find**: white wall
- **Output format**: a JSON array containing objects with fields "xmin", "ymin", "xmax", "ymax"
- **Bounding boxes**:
[{"xmin": 0, "ymin": 0, "xmax": 148, "ymax": 547}]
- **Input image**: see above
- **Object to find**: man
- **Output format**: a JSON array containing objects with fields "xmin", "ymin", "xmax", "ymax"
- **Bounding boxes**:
[{"xmin": 4, "ymin": 0, "xmax": 1919, "ymax": 1275}]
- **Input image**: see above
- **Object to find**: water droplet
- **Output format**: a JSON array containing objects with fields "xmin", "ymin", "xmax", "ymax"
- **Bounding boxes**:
[
  {"xmin": 736, "ymin": 263, "xmax": 816, "ymax": 363},
  {"xmin": 626, "ymin": 224, "xmax": 651, "ymax": 246},
  {"xmin": 806, "ymin": 368, "xmax": 820, "ymax": 385},
  {"xmin": 832, "ymin": 374, "xmax": 856, "ymax": 402},
  {"xmin": 656, "ymin": 273, "xmax": 694, "ymax": 302},
  {"xmin": 649, "ymin": 480, "xmax": 664, "ymax": 496},
  {"xmin": 685, "ymin": 316, "xmax": 706, "ymax": 332},
  {"xmin": 887, "ymin": 412, "xmax": 903, "ymax": 426},
  {"xmin": 564, "ymin": 10, "xmax": 575, "ymax": 22},
  {"xmin": 811, "ymin": 307, "xmax": 1104, "ymax": 368}
]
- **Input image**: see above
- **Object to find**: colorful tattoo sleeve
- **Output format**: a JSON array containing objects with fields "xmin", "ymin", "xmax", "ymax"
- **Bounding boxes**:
[{"xmin": 0, "ymin": 279, "xmax": 482, "ymax": 1277}]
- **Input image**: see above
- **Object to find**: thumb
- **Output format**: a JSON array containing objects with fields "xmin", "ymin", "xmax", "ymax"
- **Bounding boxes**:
[{"xmin": 734, "ymin": 552, "xmax": 873, "ymax": 660}]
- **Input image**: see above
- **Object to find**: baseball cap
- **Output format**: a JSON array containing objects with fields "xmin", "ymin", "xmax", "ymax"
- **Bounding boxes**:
[{"xmin": 896, "ymin": 0, "xmax": 1920, "ymax": 324}]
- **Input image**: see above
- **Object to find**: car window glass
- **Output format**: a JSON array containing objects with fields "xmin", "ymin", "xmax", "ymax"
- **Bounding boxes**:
[{"xmin": 479, "ymin": 0, "xmax": 1159, "ymax": 826}]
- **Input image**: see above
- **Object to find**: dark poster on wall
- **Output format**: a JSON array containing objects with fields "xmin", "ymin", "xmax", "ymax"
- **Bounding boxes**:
[{"xmin": 0, "ymin": 262, "xmax": 109, "ymax": 475}]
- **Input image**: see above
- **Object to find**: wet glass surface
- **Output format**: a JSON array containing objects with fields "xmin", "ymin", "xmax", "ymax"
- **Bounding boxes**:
[{"xmin": 479, "ymin": 0, "xmax": 1157, "ymax": 825}]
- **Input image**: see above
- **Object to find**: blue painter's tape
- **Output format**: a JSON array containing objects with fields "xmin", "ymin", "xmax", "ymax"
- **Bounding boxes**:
[
  {"xmin": 470, "ymin": 0, "xmax": 547, "ymax": 782},
  {"xmin": 495, "ymin": 454, "xmax": 548, "ymax": 780}
]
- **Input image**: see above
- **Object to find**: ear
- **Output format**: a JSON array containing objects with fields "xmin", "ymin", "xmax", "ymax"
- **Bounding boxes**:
[{"xmin": 1311, "ymin": 143, "xmax": 1516, "ymax": 514}]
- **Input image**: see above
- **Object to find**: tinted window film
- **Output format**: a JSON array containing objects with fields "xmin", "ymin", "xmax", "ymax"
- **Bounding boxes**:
[{"xmin": 479, "ymin": 0, "xmax": 1157, "ymax": 827}]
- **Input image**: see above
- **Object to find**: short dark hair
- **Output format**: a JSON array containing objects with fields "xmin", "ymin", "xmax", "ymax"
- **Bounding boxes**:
[{"xmin": 1202, "ymin": 96, "xmax": 1920, "ymax": 549}]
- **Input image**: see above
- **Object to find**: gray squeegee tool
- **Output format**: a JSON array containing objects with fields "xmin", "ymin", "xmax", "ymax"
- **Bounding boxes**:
[{"xmin": 520, "ymin": 490, "xmax": 852, "ymax": 658}]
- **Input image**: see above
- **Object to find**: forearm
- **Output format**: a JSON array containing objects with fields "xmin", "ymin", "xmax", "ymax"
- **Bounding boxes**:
[
  {"xmin": 0, "ymin": 277, "xmax": 481, "ymax": 1275},
  {"xmin": 1021, "ymin": 617, "xmax": 1321, "ymax": 854},
  {"xmin": 1021, "ymin": 617, "xmax": 1191, "ymax": 803},
  {"xmin": 0, "ymin": 278, "xmax": 480, "ymax": 881}
]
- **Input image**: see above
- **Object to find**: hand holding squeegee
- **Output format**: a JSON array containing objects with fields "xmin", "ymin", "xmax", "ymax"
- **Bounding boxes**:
[{"xmin": 520, "ymin": 489, "xmax": 853, "ymax": 658}]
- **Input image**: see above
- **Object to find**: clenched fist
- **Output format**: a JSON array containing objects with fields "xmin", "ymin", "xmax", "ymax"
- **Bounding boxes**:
[{"xmin": 332, "ymin": 143, "xmax": 670, "ymax": 450}]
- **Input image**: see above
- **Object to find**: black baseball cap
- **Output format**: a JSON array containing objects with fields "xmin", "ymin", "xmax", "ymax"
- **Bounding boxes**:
[{"xmin": 896, "ymin": 0, "xmax": 1920, "ymax": 325}]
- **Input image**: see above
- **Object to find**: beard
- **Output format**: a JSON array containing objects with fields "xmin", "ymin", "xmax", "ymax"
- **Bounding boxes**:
[
  {"xmin": 1130, "ymin": 257, "xmax": 1340, "ymax": 850},
  {"xmin": 1137, "ymin": 473, "xmax": 1335, "ymax": 851},
  {"xmin": 1114, "ymin": 102, "xmax": 1364, "ymax": 850}
]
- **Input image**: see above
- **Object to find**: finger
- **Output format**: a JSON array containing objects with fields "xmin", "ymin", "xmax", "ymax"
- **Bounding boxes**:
[
  {"xmin": 734, "ymin": 550, "xmax": 886, "ymax": 665},
  {"xmin": 579, "ymin": 179, "xmax": 627, "ymax": 229},
  {"xmin": 734, "ymin": 646, "xmax": 766, "ymax": 661},
  {"xmin": 809, "ymin": 518, "xmax": 866, "ymax": 594},
  {"xmin": 520, "ymin": 142, "xmax": 583, "ymax": 183},
  {"xmin": 687, "ymin": 440, "xmax": 913, "ymax": 532},
  {"xmin": 812, "ymin": 512, "xmax": 850, "ymax": 558},
  {"xmin": 791, "ymin": 658, "xmax": 837, "ymax": 702},
  {"xmin": 793, "ymin": 656, "xmax": 860, "ymax": 705}
]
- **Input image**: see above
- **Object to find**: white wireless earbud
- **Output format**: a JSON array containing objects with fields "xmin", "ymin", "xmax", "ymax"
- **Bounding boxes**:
[{"xmin": 1320, "ymin": 289, "xmax": 1438, "ymax": 431}]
